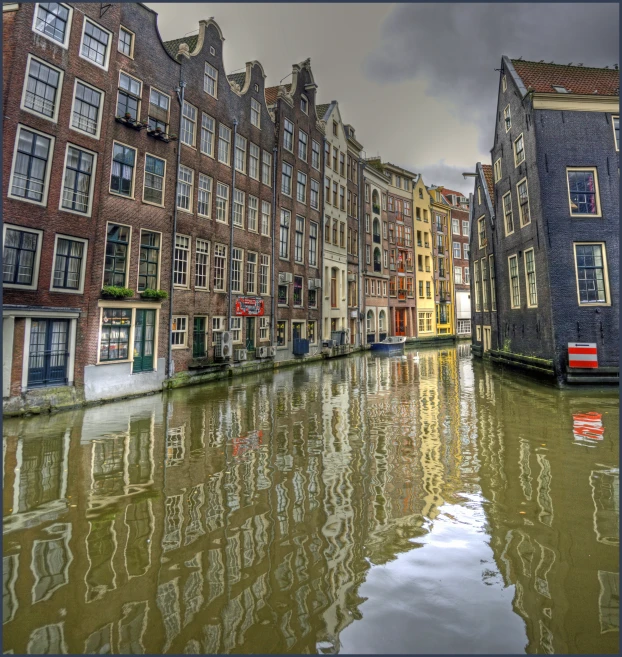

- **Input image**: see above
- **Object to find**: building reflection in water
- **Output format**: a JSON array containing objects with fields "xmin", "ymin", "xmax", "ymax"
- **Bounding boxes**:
[{"xmin": 2, "ymin": 349, "xmax": 619, "ymax": 654}]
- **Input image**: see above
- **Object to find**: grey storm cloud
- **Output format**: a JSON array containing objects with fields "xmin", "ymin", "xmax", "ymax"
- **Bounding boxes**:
[{"xmin": 366, "ymin": 3, "xmax": 619, "ymax": 153}]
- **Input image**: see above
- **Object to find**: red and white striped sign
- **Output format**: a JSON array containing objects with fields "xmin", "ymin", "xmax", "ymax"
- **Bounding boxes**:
[{"xmin": 568, "ymin": 342, "xmax": 598, "ymax": 368}]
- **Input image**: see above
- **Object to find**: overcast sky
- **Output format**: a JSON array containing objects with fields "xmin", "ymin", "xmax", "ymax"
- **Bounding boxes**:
[{"xmin": 149, "ymin": 3, "xmax": 618, "ymax": 194}]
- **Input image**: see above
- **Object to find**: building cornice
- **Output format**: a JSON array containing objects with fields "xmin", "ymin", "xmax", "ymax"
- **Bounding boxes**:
[{"xmin": 531, "ymin": 92, "xmax": 619, "ymax": 112}]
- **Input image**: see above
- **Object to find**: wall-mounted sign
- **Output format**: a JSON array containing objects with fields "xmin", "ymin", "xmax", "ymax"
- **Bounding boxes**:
[
  {"xmin": 568, "ymin": 342, "xmax": 598, "ymax": 368},
  {"xmin": 235, "ymin": 296, "xmax": 264, "ymax": 317}
]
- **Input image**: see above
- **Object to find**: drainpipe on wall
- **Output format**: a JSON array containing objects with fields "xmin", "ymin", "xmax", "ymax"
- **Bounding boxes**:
[
  {"xmin": 270, "ymin": 143, "xmax": 278, "ymax": 346},
  {"xmin": 227, "ymin": 119, "xmax": 239, "ymax": 339},
  {"xmin": 168, "ymin": 79, "xmax": 186, "ymax": 379}
]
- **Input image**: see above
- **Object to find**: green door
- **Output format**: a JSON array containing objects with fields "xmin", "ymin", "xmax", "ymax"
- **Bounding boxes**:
[
  {"xmin": 245, "ymin": 317, "xmax": 255, "ymax": 351},
  {"xmin": 193, "ymin": 317, "xmax": 206, "ymax": 358},
  {"xmin": 133, "ymin": 309, "xmax": 155, "ymax": 373}
]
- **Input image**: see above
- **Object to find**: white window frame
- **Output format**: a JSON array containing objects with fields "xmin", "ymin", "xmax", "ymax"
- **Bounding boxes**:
[
  {"xmin": 21, "ymin": 54, "xmax": 64, "ymax": 124},
  {"xmin": 503, "ymin": 104, "xmax": 511, "ymax": 132},
  {"xmin": 59, "ymin": 142, "xmax": 97, "ymax": 217},
  {"xmin": 50, "ymin": 234, "xmax": 89, "ymax": 294},
  {"xmin": 453, "ymin": 241, "xmax": 461, "ymax": 259},
  {"xmin": 196, "ymin": 173, "xmax": 212, "ymax": 218},
  {"xmin": 282, "ymin": 162, "xmax": 293, "ymax": 197},
  {"xmin": 212, "ymin": 316, "xmax": 225, "ymax": 345},
  {"xmin": 297, "ymin": 171, "xmax": 307, "ymax": 204},
  {"xmin": 250, "ymin": 98, "xmax": 261, "ymax": 129},
  {"xmin": 573, "ymin": 242, "xmax": 611, "ymax": 307},
  {"xmin": 300, "ymin": 94, "xmax": 309, "ymax": 115},
  {"xmin": 262, "ymin": 150, "xmax": 272, "ymax": 187},
  {"xmin": 8, "ymin": 124, "xmax": 55, "ymax": 208},
  {"xmin": 502, "ymin": 75, "xmax": 507, "ymax": 92},
  {"xmin": 516, "ymin": 177, "xmax": 531, "ymax": 227},
  {"xmin": 493, "ymin": 158, "xmax": 502, "ymax": 183},
  {"xmin": 213, "ymin": 244, "xmax": 227, "ymax": 291},
  {"xmin": 477, "ymin": 215, "xmax": 487, "ymax": 248},
  {"xmin": 218, "ymin": 123, "xmax": 231, "ymax": 165},
  {"xmin": 259, "ymin": 316, "xmax": 270, "ymax": 341},
  {"xmin": 234, "ymin": 134, "xmax": 247, "ymax": 174},
  {"xmin": 283, "ymin": 119, "xmax": 294, "ymax": 152},
  {"xmin": 173, "ymin": 234, "xmax": 191, "ymax": 289},
  {"xmin": 32, "ymin": 2, "xmax": 73, "ymax": 49},
  {"xmin": 171, "ymin": 316, "xmax": 188, "ymax": 349},
  {"xmin": 462, "ymin": 220, "xmax": 469, "ymax": 237},
  {"xmin": 508, "ymin": 254, "xmax": 520, "ymax": 309},
  {"xmin": 566, "ymin": 167, "xmax": 602, "ymax": 218},
  {"xmin": 248, "ymin": 195, "xmax": 259, "ymax": 232},
  {"xmin": 233, "ymin": 189, "xmax": 245, "ymax": 228},
  {"xmin": 142, "ymin": 152, "xmax": 167, "ymax": 208},
  {"xmin": 176, "ymin": 164, "xmax": 194, "ymax": 214},
  {"xmin": 249, "ymin": 143, "xmax": 260, "ymax": 180},
  {"xmin": 101, "ymin": 221, "xmax": 132, "ymax": 288},
  {"xmin": 259, "ymin": 254, "xmax": 270, "ymax": 295},
  {"xmin": 276, "ymin": 320, "xmax": 288, "ymax": 349},
  {"xmin": 181, "ymin": 100, "xmax": 197, "ymax": 148},
  {"xmin": 200, "ymin": 113, "xmax": 215, "ymax": 157},
  {"xmin": 298, "ymin": 129, "xmax": 308, "ymax": 161},
  {"xmin": 117, "ymin": 70, "xmax": 142, "ymax": 122},
  {"xmin": 79, "ymin": 16, "xmax": 112, "ymax": 71},
  {"xmin": 312, "ymin": 140, "xmax": 321, "ymax": 170},
  {"xmin": 612, "ymin": 115, "xmax": 619, "ymax": 152},
  {"xmin": 523, "ymin": 247, "xmax": 537, "ymax": 308},
  {"xmin": 70, "ymin": 78, "xmax": 104, "ymax": 140},
  {"xmin": 216, "ymin": 182, "xmax": 229, "ymax": 223},
  {"xmin": 118, "ymin": 25, "xmax": 135, "ymax": 58},
  {"xmin": 514, "ymin": 133, "xmax": 525, "ymax": 167},
  {"xmin": 2, "ymin": 224, "xmax": 44, "ymax": 291},
  {"xmin": 195, "ymin": 238, "xmax": 210, "ymax": 290},
  {"xmin": 502, "ymin": 192, "xmax": 514, "ymax": 236},
  {"xmin": 261, "ymin": 200, "xmax": 271, "ymax": 237},
  {"xmin": 204, "ymin": 62, "xmax": 218, "ymax": 99},
  {"xmin": 231, "ymin": 247, "xmax": 243, "ymax": 293},
  {"xmin": 246, "ymin": 251, "xmax": 258, "ymax": 294}
]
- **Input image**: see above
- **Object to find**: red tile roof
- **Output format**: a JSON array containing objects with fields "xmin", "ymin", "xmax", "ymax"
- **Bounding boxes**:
[
  {"xmin": 481, "ymin": 164, "xmax": 494, "ymax": 196},
  {"xmin": 265, "ymin": 84, "xmax": 291, "ymax": 105},
  {"xmin": 511, "ymin": 60, "xmax": 619, "ymax": 97}
]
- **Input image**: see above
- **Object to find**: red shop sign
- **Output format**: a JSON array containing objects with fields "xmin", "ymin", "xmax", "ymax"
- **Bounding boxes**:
[{"xmin": 235, "ymin": 296, "xmax": 264, "ymax": 316}]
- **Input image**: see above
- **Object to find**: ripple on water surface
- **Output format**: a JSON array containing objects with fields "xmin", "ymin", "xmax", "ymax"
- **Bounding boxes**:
[{"xmin": 2, "ymin": 348, "xmax": 619, "ymax": 654}]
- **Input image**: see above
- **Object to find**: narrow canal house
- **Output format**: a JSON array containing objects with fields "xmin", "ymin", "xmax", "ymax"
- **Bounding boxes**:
[
  {"xmin": 362, "ymin": 160, "xmax": 391, "ymax": 343},
  {"xmin": 473, "ymin": 57, "xmax": 619, "ymax": 383},
  {"xmin": 161, "ymin": 19, "xmax": 276, "ymax": 369},
  {"xmin": 469, "ymin": 163, "xmax": 498, "ymax": 355},
  {"xmin": 429, "ymin": 186, "xmax": 455, "ymax": 335},
  {"xmin": 265, "ymin": 60, "xmax": 325, "ymax": 361},
  {"xmin": 441, "ymin": 188, "xmax": 472, "ymax": 339},
  {"xmin": 381, "ymin": 161, "xmax": 418, "ymax": 338},
  {"xmin": 2, "ymin": 2, "xmax": 180, "ymax": 412},
  {"xmin": 412, "ymin": 174, "xmax": 437, "ymax": 338},
  {"xmin": 316, "ymin": 101, "xmax": 349, "ymax": 344},
  {"xmin": 345, "ymin": 124, "xmax": 363, "ymax": 346}
]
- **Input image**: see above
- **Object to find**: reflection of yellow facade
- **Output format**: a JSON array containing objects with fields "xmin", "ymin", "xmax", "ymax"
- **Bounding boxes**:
[
  {"xmin": 429, "ymin": 187, "xmax": 455, "ymax": 335},
  {"xmin": 413, "ymin": 175, "xmax": 437, "ymax": 337}
]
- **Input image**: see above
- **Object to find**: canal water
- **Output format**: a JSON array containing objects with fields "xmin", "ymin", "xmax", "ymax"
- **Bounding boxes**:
[{"xmin": 2, "ymin": 346, "xmax": 619, "ymax": 654}]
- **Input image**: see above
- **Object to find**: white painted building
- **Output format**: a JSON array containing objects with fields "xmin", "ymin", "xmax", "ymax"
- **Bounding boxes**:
[{"xmin": 318, "ymin": 102, "xmax": 349, "ymax": 342}]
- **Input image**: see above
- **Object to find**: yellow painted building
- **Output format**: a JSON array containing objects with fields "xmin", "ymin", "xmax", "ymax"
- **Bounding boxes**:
[
  {"xmin": 412, "ymin": 175, "xmax": 436, "ymax": 337},
  {"xmin": 428, "ymin": 186, "xmax": 455, "ymax": 335}
]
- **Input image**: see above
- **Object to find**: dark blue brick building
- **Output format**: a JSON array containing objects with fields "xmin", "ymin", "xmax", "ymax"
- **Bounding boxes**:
[{"xmin": 470, "ymin": 57, "xmax": 619, "ymax": 384}]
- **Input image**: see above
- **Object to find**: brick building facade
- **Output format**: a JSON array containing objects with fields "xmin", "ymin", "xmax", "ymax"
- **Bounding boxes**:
[{"xmin": 470, "ymin": 57, "xmax": 619, "ymax": 383}]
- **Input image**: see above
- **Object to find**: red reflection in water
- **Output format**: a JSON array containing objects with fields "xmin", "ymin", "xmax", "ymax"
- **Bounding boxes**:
[{"xmin": 573, "ymin": 412, "xmax": 604, "ymax": 444}]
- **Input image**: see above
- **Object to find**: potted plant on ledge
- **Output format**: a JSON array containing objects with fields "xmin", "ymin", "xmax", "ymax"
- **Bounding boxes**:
[
  {"xmin": 101, "ymin": 285, "xmax": 134, "ymax": 300},
  {"xmin": 139, "ymin": 288, "xmax": 168, "ymax": 301}
]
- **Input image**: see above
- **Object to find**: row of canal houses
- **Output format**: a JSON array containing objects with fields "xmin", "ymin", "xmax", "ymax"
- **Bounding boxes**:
[
  {"xmin": 468, "ymin": 57, "xmax": 619, "ymax": 384},
  {"xmin": 2, "ymin": 2, "xmax": 472, "ymax": 413}
]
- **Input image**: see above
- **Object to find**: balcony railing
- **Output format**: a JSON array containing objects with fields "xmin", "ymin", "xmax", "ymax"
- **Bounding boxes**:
[
  {"xmin": 424, "ymin": 242, "xmax": 430, "ymax": 248},
  {"xmin": 397, "ymin": 264, "xmax": 405, "ymax": 273},
  {"xmin": 373, "ymin": 204, "xmax": 380, "ymax": 214},
  {"xmin": 417, "ymin": 241, "xmax": 422, "ymax": 247},
  {"xmin": 418, "ymin": 265, "xmax": 423, "ymax": 272},
  {"xmin": 396, "ymin": 237, "xmax": 405, "ymax": 247},
  {"xmin": 373, "ymin": 233, "xmax": 381, "ymax": 244},
  {"xmin": 397, "ymin": 289, "xmax": 407, "ymax": 301},
  {"xmin": 439, "ymin": 269, "xmax": 446, "ymax": 278},
  {"xmin": 373, "ymin": 262, "xmax": 382, "ymax": 272}
]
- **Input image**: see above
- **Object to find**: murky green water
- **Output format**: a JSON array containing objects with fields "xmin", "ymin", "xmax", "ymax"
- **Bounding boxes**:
[{"xmin": 2, "ymin": 346, "xmax": 619, "ymax": 654}]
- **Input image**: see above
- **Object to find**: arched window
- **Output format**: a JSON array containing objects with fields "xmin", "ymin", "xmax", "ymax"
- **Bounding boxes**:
[
  {"xmin": 372, "ymin": 218, "xmax": 381, "ymax": 243},
  {"xmin": 366, "ymin": 310, "xmax": 373, "ymax": 333},
  {"xmin": 372, "ymin": 190, "xmax": 380, "ymax": 213},
  {"xmin": 373, "ymin": 247, "xmax": 381, "ymax": 272},
  {"xmin": 379, "ymin": 310, "xmax": 386, "ymax": 331}
]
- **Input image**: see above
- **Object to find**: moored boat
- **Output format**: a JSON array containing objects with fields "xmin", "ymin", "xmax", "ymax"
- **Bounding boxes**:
[{"xmin": 370, "ymin": 336, "xmax": 406, "ymax": 353}]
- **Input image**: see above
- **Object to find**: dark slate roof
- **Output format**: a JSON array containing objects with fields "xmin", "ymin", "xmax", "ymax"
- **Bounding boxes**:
[
  {"xmin": 227, "ymin": 72, "xmax": 246, "ymax": 88},
  {"xmin": 316, "ymin": 103, "xmax": 331, "ymax": 120},
  {"xmin": 162, "ymin": 35, "xmax": 198, "ymax": 59},
  {"xmin": 265, "ymin": 84, "xmax": 291, "ymax": 105},
  {"xmin": 511, "ymin": 59, "xmax": 619, "ymax": 96},
  {"xmin": 481, "ymin": 164, "xmax": 494, "ymax": 196}
]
